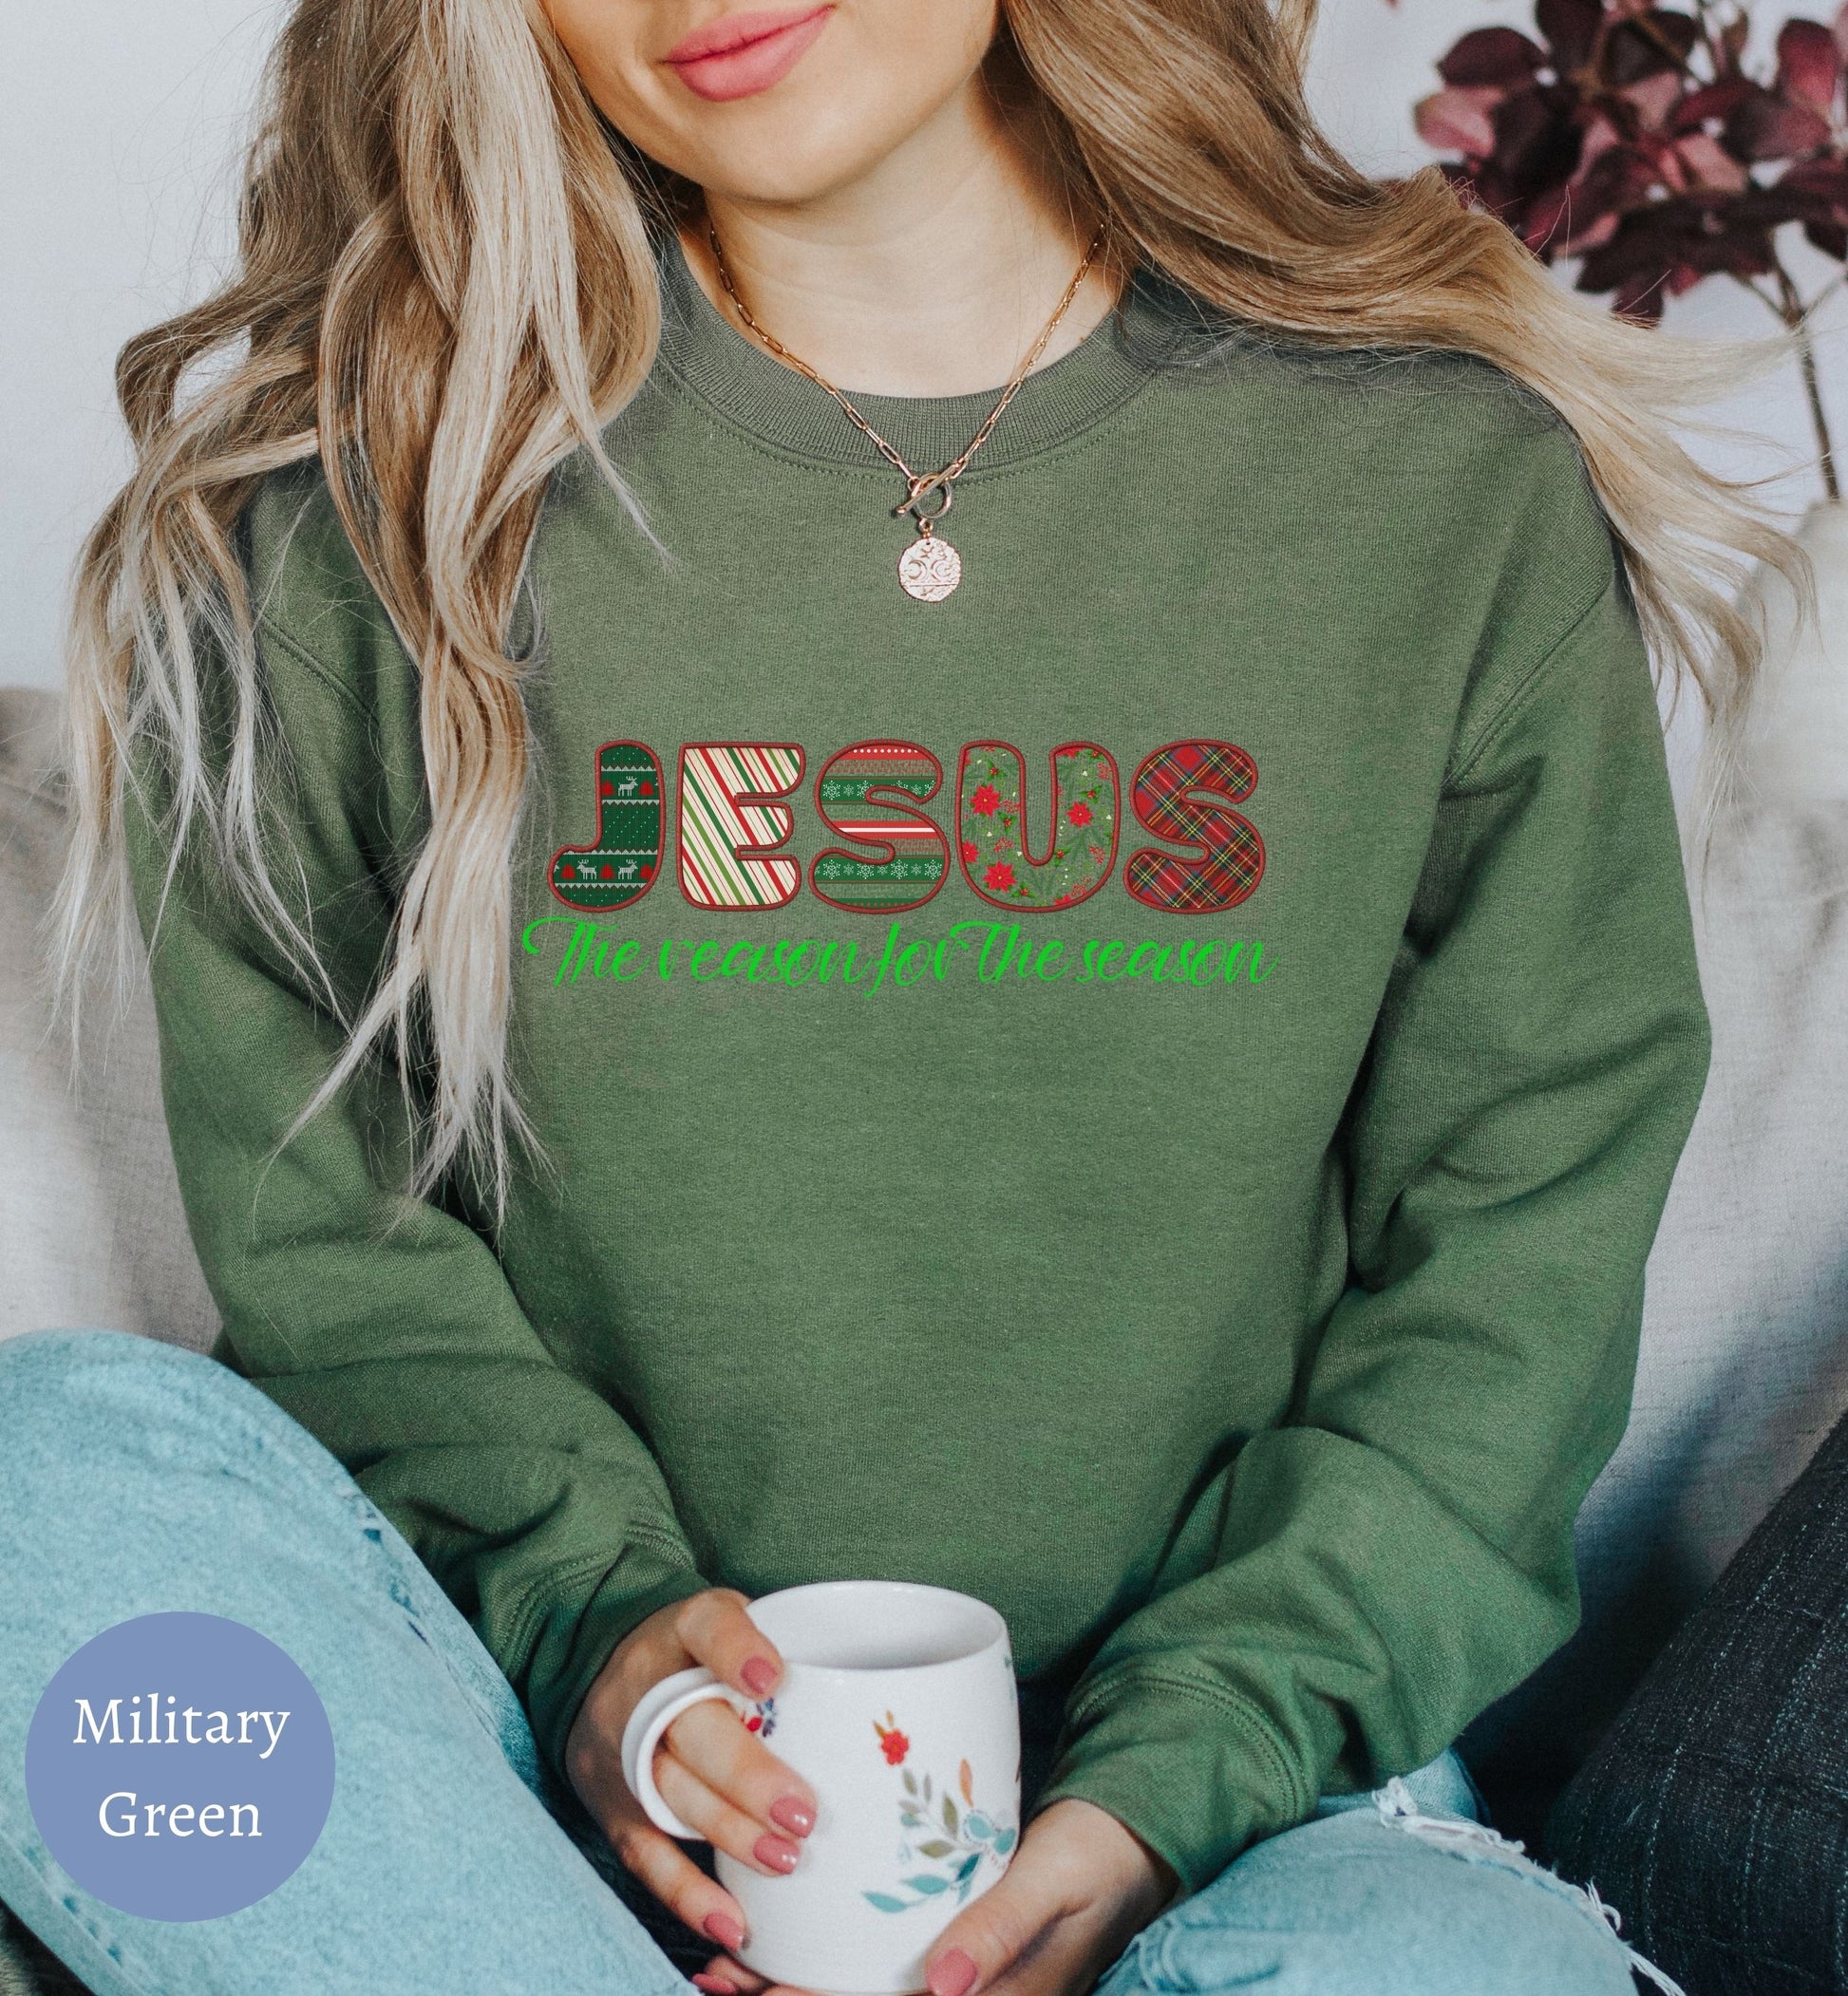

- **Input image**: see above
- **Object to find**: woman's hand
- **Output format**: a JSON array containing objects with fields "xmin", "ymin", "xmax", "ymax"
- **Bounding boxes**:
[
  {"xmin": 566, "ymin": 1586, "xmax": 820, "ymax": 1958},
  {"xmin": 691, "ymin": 1797, "xmax": 1179, "ymax": 1996}
]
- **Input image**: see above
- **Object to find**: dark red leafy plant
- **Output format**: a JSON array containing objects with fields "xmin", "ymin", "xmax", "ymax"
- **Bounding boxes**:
[{"xmin": 1413, "ymin": 0, "xmax": 1847, "ymax": 496}]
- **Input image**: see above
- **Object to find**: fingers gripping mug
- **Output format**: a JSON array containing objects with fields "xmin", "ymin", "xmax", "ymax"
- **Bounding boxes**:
[{"xmin": 621, "ymin": 1579, "xmax": 1022, "ymax": 1996}]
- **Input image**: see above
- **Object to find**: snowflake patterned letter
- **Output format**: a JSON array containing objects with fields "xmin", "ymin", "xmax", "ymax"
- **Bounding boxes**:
[
  {"xmin": 676, "ymin": 744, "xmax": 806, "ymax": 910},
  {"xmin": 548, "ymin": 742, "xmax": 666, "ymax": 911},
  {"xmin": 1125, "ymin": 741, "xmax": 1265, "ymax": 914},
  {"xmin": 810, "ymin": 742, "xmax": 950, "ymax": 913},
  {"xmin": 955, "ymin": 743, "xmax": 1120, "ymax": 913}
]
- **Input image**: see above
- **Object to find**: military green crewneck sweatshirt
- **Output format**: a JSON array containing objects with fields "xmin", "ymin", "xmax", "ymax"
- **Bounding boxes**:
[{"xmin": 126, "ymin": 230, "xmax": 1709, "ymax": 1897}]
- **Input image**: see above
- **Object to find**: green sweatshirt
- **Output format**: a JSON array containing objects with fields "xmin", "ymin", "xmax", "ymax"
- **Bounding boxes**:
[{"xmin": 126, "ymin": 232, "xmax": 1709, "ymax": 1897}]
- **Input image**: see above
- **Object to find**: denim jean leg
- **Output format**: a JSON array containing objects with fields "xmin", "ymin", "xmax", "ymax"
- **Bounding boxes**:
[
  {"xmin": 1093, "ymin": 1750, "xmax": 1659, "ymax": 1996},
  {"xmin": 0, "ymin": 1328, "xmax": 694, "ymax": 1996}
]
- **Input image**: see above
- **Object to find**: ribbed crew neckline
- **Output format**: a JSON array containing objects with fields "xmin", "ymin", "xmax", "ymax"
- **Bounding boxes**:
[{"xmin": 651, "ymin": 224, "xmax": 1182, "ymax": 476}]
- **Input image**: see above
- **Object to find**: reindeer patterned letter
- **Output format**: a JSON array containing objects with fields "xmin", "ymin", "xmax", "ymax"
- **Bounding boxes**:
[{"xmin": 548, "ymin": 742, "xmax": 666, "ymax": 911}]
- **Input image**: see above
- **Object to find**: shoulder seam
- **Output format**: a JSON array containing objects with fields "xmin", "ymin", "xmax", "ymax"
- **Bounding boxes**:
[{"xmin": 1444, "ymin": 564, "xmax": 1622, "ymax": 790}]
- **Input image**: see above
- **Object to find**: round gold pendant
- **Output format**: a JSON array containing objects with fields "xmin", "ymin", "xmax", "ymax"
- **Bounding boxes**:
[{"xmin": 897, "ymin": 533, "xmax": 962, "ymax": 602}]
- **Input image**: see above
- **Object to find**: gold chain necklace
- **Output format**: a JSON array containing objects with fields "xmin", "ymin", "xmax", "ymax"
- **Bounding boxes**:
[{"xmin": 705, "ymin": 216, "xmax": 1108, "ymax": 601}]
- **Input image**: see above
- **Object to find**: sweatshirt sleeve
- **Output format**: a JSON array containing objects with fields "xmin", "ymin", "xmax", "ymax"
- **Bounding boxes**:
[
  {"xmin": 122, "ymin": 609, "xmax": 709, "ymax": 1781},
  {"xmin": 1026, "ymin": 556, "xmax": 1711, "ymax": 1896}
]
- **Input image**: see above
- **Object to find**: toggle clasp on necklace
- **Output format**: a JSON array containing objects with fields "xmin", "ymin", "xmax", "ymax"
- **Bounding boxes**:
[{"xmin": 896, "ymin": 473, "xmax": 954, "ymax": 533}]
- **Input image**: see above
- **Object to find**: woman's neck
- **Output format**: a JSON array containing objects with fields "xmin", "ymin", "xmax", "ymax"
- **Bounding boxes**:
[{"xmin": 675, "ymin": 72, "xmax": 1119, "ymax": 399}]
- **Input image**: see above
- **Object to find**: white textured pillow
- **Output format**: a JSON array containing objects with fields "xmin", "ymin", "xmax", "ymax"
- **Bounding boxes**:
[
  {"xmin": 1470, "ymin": 503, "xmax": 1848, "ymax": 1791},
  {"xmin": 0, "ymin": 688, "xmax": 217, "ymax": 1350}
]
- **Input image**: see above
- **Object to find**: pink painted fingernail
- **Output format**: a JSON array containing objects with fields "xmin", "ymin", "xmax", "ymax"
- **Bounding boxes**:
[
  {"xmin": 754, "ymin": 1831, "xmax": 801, "ymax": 1873},
  {"xmin": 702, "ymin": 1911, "xmax": 746, "ymax": 1951},
  {"xmin": 929, "ymin": 1949, "xmax": 979, "ymax": 1996},
  {"xmin": 692, "ymin": 1975, "xmax": 732, "ymax": 1993},
  {"xmin": 769, "ymin": 1794, "xmax": 815, "ymax": 1836},
  {"xmin": 742, "ymin": 1655, "xmax": 777, "ymax": 1697}
]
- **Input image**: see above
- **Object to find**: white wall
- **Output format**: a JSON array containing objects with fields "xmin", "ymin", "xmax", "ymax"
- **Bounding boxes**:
[
  {"xmin": 3, "ymin": 2, "xmax": 286, "ymax": 690},
  {"xmin": 4, "ymin": 0, "xmax": 1841, "ymax": 693}
]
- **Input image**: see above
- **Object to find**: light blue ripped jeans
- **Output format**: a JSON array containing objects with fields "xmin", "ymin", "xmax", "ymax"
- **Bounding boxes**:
[{"xmin": 0, "ymin": 1331, "xmax": 1671, "ymax": 1996}]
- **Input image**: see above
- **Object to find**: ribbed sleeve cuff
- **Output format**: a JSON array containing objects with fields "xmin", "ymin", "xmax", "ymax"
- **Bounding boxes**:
[
  {"xmin": 524, "ymin": 1551, "xmax": 712, "ymax": 1785},
  {"xmin": 1025, "ymin": 1670, "xmax": 1311, "ymax": 1899}
]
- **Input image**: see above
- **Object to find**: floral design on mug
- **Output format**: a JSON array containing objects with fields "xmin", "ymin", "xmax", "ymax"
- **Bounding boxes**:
[
  {"xmin": 863, "ymin": 1742, "xmax": 1019, "ymax": 1912},
  {"xmin": 744, "ymin": 1695, "xmax": 777, "ymax": 1741}
]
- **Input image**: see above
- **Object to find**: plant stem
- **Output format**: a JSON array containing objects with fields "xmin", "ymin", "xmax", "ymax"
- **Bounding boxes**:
[
  {"xmin": 1738, "ymin": 265, "xmax": 1842, "ymax": 504},
  {"xmin": 1776, "ymin": 263, "xmax": 1841, "ymax": 504},
  {"xmin": 1631, "ymin": 11, "xmax": 1704, "ymax": 81}
]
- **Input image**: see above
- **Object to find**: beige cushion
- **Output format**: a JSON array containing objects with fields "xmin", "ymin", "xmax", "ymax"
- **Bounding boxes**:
[
  {"xmin": 1469, "ymin": 502, "xmax": 1848, "ymax": 1780},
  {"xmin": 1549, "ymin": 794, "xmax": 1848, "ymax": 1744},
  {"xmin": 1583, "ymin": 512, "xmax": 1848, "ymax": 1674},
  {"xmin": 0, "ymin": 687, "xmax": 217, "ymax": 1350}
]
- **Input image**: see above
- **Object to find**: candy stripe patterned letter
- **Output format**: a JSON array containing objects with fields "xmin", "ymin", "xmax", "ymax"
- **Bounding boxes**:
[{"xmin": 677, "ymin": 744, "xmax": 807, "ymax": 910}]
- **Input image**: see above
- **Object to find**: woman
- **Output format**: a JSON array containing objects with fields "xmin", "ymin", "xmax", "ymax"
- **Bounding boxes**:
[{"xmin": 0, "ymin": 0, "xmax": 1796, "ymax": 1989}]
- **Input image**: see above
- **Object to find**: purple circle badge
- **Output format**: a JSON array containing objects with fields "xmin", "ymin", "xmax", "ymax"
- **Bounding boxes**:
[{"xmin": 25, "ymin": 1612, "xmax": 334, "ymax": 1920}]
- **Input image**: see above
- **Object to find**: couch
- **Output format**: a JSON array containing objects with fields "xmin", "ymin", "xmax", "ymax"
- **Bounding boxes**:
[{"xmin": 2, "ymin": 510, "xmax": 1844, "ymax": 1981}]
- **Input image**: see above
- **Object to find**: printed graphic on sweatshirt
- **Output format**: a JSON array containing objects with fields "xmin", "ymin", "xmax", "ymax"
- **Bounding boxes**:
[
  {"xmin": 548, "ymin": 736, "xmax": 1266, "ymax": 917},
  {"xmin": 548, "ymin": 743, "xmax": 665, "ymax": 912},
  {"xmin": 677, "ymin": 744, "xmax": 805, "ymax": 911},
  {"xmin": 1125, "ymin": 741, "xmax": 1265, "ymax": 913},
  {"xmin": 956, "ymin": 744, "xmax": 1120, "ymax": 912},
  {"xmin": 523, "ymin": 913, "xmax": 1277, "ymax": 995},
  {"xmin": 810, "ymin": 742, "xmax": 949, "ymax": 913}
]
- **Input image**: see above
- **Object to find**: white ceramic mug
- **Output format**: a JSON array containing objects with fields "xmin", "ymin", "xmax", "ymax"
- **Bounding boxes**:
[{"xmin": 620, "ymin": 1578, "xmax": 1022, "ymax": 1996}]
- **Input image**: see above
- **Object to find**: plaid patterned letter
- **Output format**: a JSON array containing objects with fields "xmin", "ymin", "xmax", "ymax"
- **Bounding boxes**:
[{"xmin": 1125, "ymin": 741, "xmax": 1265, "ymax": 914}]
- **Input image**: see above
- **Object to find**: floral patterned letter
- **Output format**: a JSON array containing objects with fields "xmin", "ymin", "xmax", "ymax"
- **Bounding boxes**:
[{"xmin": 955, "ymin": 743, "xmax": 1119, "ymax": 912}]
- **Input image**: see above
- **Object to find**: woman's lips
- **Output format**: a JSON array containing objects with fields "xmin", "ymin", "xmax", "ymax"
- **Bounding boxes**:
[{"xmin": 663, "ymin": 6, "xmax": 834, "ymax": 102}]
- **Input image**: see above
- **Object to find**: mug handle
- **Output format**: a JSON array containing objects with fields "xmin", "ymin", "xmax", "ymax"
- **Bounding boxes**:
[{"xmin": 620, "ymin": 1666, "xmax": 753, "ymax": 1839}]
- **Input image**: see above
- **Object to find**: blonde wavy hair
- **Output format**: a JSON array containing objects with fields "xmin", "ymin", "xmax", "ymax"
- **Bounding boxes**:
[{"xmin": 57, "ymin": 0, "xmax": 1806, "ymax": 1214}]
